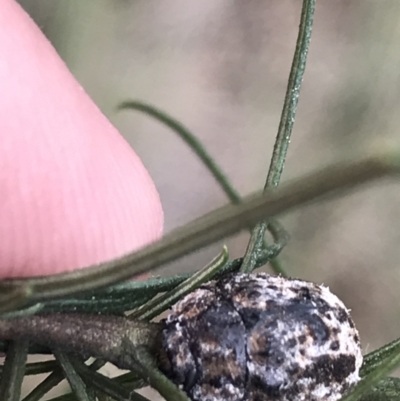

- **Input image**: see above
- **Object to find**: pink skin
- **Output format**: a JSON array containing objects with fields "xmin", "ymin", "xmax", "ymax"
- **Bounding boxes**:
[{"xmin": 0, "ymin": 1, "xmax": 164, "ymax": 278}]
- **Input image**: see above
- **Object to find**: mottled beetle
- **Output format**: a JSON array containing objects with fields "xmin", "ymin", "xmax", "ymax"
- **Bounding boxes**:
[{"xmin": 162, "ymin": 273, "xmax": 362, "ymax": 401}]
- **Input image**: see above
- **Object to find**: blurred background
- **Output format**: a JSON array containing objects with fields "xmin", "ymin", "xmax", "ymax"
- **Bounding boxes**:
[{"xmin": 17, "ymin": 0, "xmax": 400, "ymax": 398}]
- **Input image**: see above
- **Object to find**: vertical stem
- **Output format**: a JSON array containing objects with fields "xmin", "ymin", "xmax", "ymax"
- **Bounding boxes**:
[
  {"xmin": 241, "ymin": 0, "xmax": 316, "ymax": 274},
  {"xmin": 0, "ymin": 340, "xmax": 29, "ymax": 401},
  {"xmin": 53, "ymin": 350, "xmax": 94, "ymax": 401}
]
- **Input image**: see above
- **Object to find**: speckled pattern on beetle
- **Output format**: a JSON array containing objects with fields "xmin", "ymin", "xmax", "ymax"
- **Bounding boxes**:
[{"xmin": 162, "ymin": 273, "xmax": 363, "ymax": 401}]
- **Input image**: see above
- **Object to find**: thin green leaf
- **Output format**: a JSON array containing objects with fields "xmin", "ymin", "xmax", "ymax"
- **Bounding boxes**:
[
  {"xmin": 129, "ymin": 246, "xmax": 229, "ymax": 320},
  {"xmin": 0, "ymin": 303, "xmax": 44, "ymax": 320},
  {"xmin": 73, "ymin": 359, "xmax": 151, "ymax": 401},
  {"xmin": 35, "ymin": 224, "xmax": 286, "ymax": 317},
  {"xmin": 22, "ymin": 360, "xmax": 105, "ymax": 401},
  {"xmin": 119, "ymin": 101, "xmax": 288, "ymax": 276},
  {"xmin": 358, "ymin": 377, "xmax": 400, "ymax": 401},
  {"xmin": 362, "ymin": 337, "xmax": 400, "ymax": 377},
  {"xmin": 241, "ymin": 0, "xmax": 316, "ymax": 274},
  {"xmin": 0, "ymin": 359, "xmax": 57, "ymax": 376},
  {"xmin": 118, "ymin": 100, "xmax": 242, "ymax": 204},
  {"xmin": 22, "ymin": 368, "xmax": 65, "ymax": 401},
  {"xmin": 53, "ymin": 351, "xmax": 93, "ymax": 401},
  {"xmin": 127, "ymin": 344, "xmax": 190, "ymax": 401},
  {"xmin": 0, "ymin": 340, "xmax": 29, "ymax": 401}
]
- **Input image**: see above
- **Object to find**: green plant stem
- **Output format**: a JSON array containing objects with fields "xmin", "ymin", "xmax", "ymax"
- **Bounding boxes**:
[
  {"xmin": 362, "ymin": 337, "xmax": 400, "ymax": 377},
  {"xmin": 0, "ymin": 303, "xmax": 44, "ymax": 320},
  {"xmin": 112, "ymin": 372, "xmax": 145, "ymax": 388},
  {"xmin": 118, "ymin": 101, "xmax": 242, "ymax": 204},
  {"xmin": 129, "ymin": 246, "xmax": 228, "ymax": 321},
  {"xmin": 53, "ymin": 351, "xmax": 93, "ymax": 401},
  {"xmin": 22, "ymin": 360, "xmax": 105, "ymax": 401},
  {"xmin": 30, "ymin": 234, "xmax": 285, "ymax": 318},
  {"xmin": 0, "ymin": 314, "xmax": 162, "ymax": 372},
  {"xmin": 22, "ymin": 368, "xmax": 65, "ymax": 401},
  {"xmin": 129, "ymin": 346, "xmax": 190, "ymax": 401},
  {"xmin": 119, "ymin": 100, "xmax": 288, "ymax": 274},
  {"xmin": 0, "ymin": 150, "xmax": 399, "ymax": 313},
  {"xmin": 0, "ymin": 340, "xmax": 29, "ymax": 401},
  {"xmin": 358, "ymin": 377, "xmax": 400, "ymax": 401},
  {"xmin": 73, "ymin": 360, "xmax": 150, "ymax": 401},
  {"xmin": 241, "ymin": 0, "xmax": 316, "ymax": 274},
  {"xmin": 0, "ymin": 360, "xmax": 57, "ymax": 376}
]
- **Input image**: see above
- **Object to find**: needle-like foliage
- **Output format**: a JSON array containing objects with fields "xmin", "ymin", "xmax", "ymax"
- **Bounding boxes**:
[{"xmin": 1, "ymin": 1, "xmax": 400, "ymax": 400}]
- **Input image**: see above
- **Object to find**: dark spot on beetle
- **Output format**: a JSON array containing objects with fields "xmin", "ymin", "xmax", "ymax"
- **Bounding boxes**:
[
  {"xmin": 235, "ymin": 286, "xmax": 248, "ymax": 294},
  {"xmin": 307, "ymin": 314, "xmax": 330, "ymax": 343},
  {"xmin": 337, "ymin": 308, "xmax": 350, "ymax": 324},
  {"xmin": 300, "ymin": 349, "xmax": 306, "ymax": 356},
  {"xmin": 287, "ymin": 338, "xmax": 297, "ymax": 348},
  {"xmin": 247, "ymin": 290, "xmax": 261, "ymax": 300},
  {"xmin": 305, "ymin": 354, "xmax": 356, "ymax": 385},
  {"xmin": 353, "ymin": 334, "xmax": 360, "ymax": 343},
  {"xmin": 237, "ymin": 308, "xmax": 264, "ymax": 330},
  {"xmin": 264, "ymin": 300, "xmax": 278, "ymax": 310},
  {"xmin": 255, "ymin": 349, "xmax": 271, "ymax": 360},
  {"xmin": 250, "ymin": 376, "xmax": 281, "ymax": 399},
  {"xmin": 331, "ymin": 327, "xmax": 340, "ymax": 335},
  {"xmin": 288, "ymin": 363, "xmax": 300, "ymax": 376},
  {"xmin": 299, "ymin": 286, "xmax": 312, "ymax": 300},
  {"xmin": 313, "ymin": 297, "xmax": 331, "ymax": 314},
  {"xmin": 267, "ymin": 284, "xmax": 278, "ymax": 290},
  {"xmin": 285, "ymin": 383, "xmax": 304, "ymax": 400},
  {"xmin": 298, "ymin": 335, "xmax": 307, "ymax": 344},
  {"xmin": 180, "ymin": 305, "xmax": 195, "ymax": 317},
  {"xmin": 252, "ymin": 393, "xmax": 264, "ymax": 401},
  {"xmin": 332, "ymin": 355, "xmax": 356, "ymax": 382},
  {"xmin": 205, "ymin": 376, "xmax": 224, "ymax": 389},
  {"xmin": 330, "ymin": 341, "xmax": 340, "ymax": 351},
  {"xmin": 274, "ymin": 355, "xmax": 284, "ymax": 365}
]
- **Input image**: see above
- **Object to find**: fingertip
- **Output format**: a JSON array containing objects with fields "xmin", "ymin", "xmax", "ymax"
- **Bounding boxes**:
[{"xmin": 0, "ymin": 0, "xmax": 164, "ymax": 278}]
